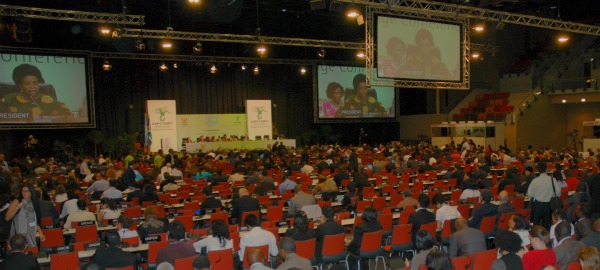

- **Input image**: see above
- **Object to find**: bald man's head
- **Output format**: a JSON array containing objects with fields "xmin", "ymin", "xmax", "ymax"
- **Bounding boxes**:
[
  {"xmin": 454, "ymin": 217, "xmax": 468, "ymax": 231},
  {"xmin": 239, "ymin": 188, "xmax": 249, "ymax": 197},
  {"xmin": 247, "ymin": 248, "xmax": 266, "ymax": 266},
  {"xmin": 498, "ymin": 191, "xmax": 509, "ymax": 203}
]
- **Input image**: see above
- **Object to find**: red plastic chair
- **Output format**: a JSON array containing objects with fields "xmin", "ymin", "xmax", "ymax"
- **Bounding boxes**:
[
  {"xmin": 208, "ymin": 249, "xmax": 234, "ymax": 270},
  {"xmin": 296, "ymin": 238, "xmax": 316, "ymax": 264},
  {"xmin": 142, "ymin": 241, "xmax": 169, "ymax": 269},
  {"xmin": 497, "ymin": 212, "xmax": 514, "ymax": 230},
  {"xmin": 175, "ymin": 215, "xmax": 194, "ymax": 232},
  {"xmin": 320, "ymin": 234, "xmax": 348, "ymax": 269},
  {"xmin": 50, "ymin": 252, "xmax": 80, "ymax": 270},
  {"xmin": 41, "ymin": 228, "xmax": 65, "ymax": 248},
  {"xmin": 452, "ymin": 255, "xmax": 473, "ymax": 270},
  {"xmin": 240, "ymin": 211, "xmax": 260, "ymax": 226},
  {"xmin": 75, "ymin": 224, "xmax": 98, "ymax": 243},
  {"xmin": 347, "ymin": 230, "xmax": 385, "ymax": 270},
  {"xmin": 480, "ymin": 215, "xmax": 497, "ymax": 238},
  {"xmin": 398, "ymin": 209, "xmax": 415, "ymax": 225},
  {"xmin": 471, "ymin": 249, "xmax": 497, "ymax": 270},
  {"xmin": 174, "ymin": 255, "xmax": 196, "ymax": 270},
  {"xmin": 384, "ymin": 224, "xmax": 414, "ymax": 257},
  {"xmin": 41, "ymin": 216, "xmax": 54, "ymax": 226},
  {"xmin": 122, "ymin": 237, "xmax": 139, "ymax": 246},
  {"xmin": 457, "ymin": 204, "xmax": 471, "ymax": 219},
  {"xmin": 124, "ymin": 206, "xmax": 142, "ymax": 218},
  {"xmin": 378, "ymin": 213, "xmax": 393, "ymax": 237},
  {"xmin": 266, "ymin": 206, "xmax": 284, "ymax": 222},
  {"xmin": 567, "ymin": 261, "xmax": 583, "ymax": 270},
  {"xmin": 420, "ymin": 222, "xmax": 437, "ymax": 240}
]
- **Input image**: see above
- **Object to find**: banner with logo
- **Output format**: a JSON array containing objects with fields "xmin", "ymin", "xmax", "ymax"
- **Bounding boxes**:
[
  {"xmin": 177, "ymin": 114, "xmax": 247, "ymax": 148},
  {"xmin": 245, "ymin": 100, "xmax": 272, "ymax": 140},
  {"xmin": 146, "ymin": 100, "xmax": 178, "ymax": 152}
]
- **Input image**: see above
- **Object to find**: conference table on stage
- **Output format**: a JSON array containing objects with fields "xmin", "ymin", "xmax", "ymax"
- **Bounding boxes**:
[{"xmin": 185, "ymin": 139, "xmax": 296, "ymax": 152}]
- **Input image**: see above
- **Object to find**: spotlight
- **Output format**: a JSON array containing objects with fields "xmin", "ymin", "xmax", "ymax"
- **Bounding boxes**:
[
  {"xmin": 135, "ymin": 39, "xmax": 146, "ymax": 51},
  {"xmin": 173, "ymin": 63, "xmax": 178, "ymax": 69},
  {"xmin": 317, "ymin": 48, "xmax": 326, "ymax": 59},
  {"xmin": 356, "ymin": 50, "xmax": 365, "ymax": 59},
  {"xmin": 346, "ymin": 6, "xmax": 360, "ymax": 18},
  {"xmin": 162, "ymin": 40, "xmax": 173, "ymax": 49},
  {"xmin": 256, "ymin": 44, "xmax": 267, "ymax": 57},
  {"xmin": 99, "ymin": 26, "xmax": 111, "ymax": 35},
  {"xmin": 192, "ymin": 41, "xmax": 202, "ymax": 54},
  {"xmin": 241, "ymin": 64, "xmax": 247, "ymax": 71},
  {"xmin": 562, "ymin": 99, "xmax": 566, "ymax": 103},
  {"xmin": 300, "ymin": 67, "xmax": 307, "ymax": 75},
  {"xmin": 473, "ymin": 25, "xmax": 485, "ymax": 32},
  {"xmin": 188, "ymin": 0, "xmax": 200, "ymax": 3},
  {"xmin": 253, "ymin": 66, "xmax": 260, "ymax": 75},
  {"xmin": 581, "ymin": 98, "xmax": 586, "ymax": 102},
  {"xmin": 210, "ymin": 64, "xmax": 217, "ymax": 74},
  {"xmin": 558, "ymin": 35, "xmax": 569, "ymax": 43},
  {"xmin": 471, "ymin": 52, "xmax": 480, "ymax": 59},
  {"xmin": 159, "ymin": 63, "xmax": 168, "ymax": 71},
  {"xmin": 102, "ymin": 59, "xmax": 112, "ymax": 71}
]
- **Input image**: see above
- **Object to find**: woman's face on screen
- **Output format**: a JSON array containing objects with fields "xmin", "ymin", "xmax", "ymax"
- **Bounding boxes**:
[
  {"xmin": 332, "ymin": 88, "xmax": 343, "ymax": 104},
  {"xmin": 19, "ymin": 75, "xmax": 40, "ymax": 98}
]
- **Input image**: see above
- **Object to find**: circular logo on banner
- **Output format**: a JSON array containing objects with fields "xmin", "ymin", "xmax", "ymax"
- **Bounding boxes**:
[{"xmin": 206, "ymin": 115, "xmax": 218, "ymax": 126}]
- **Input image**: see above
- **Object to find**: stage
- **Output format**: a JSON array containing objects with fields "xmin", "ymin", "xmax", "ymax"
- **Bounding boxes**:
[{"xmin": 185, "ymin": 139, "xmax": 296, "ymax": 153}]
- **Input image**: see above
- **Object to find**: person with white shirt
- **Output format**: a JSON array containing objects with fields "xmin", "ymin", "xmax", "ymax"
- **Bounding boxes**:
[
  {"xmin": 238, "ymin": 214, "xmax": 278, "ymax": 264},
  {"xmin": 60, "ymin": 193, "xmax": 79, "ymax": 218},
  {"xmin": 97, "ymin": 197, "xmax": 121, "ymax": 222},
  {"xmin": 116, "ymin": 216, "xmax": 139, "ymax": 240},
  {"xmin": 102, "ymin": 180, "xmax": 123, "ymax": 201},
  {"xmin": 433, "ymin": 193, "xmax": 462, "ymax": 229},
  {"xmin": 64, "ymin": 199, "xmax": 97, "ymax": 230},
  {"xmin": 300, "ymin": 163, "xmax": 314, "ymax": 175},
  {"xmin": 193, "ymin": 220, "xmax": 233, "ymax": 253},
  {"xmin": 550, "ymin": 209, "xmax": 575, "ymax": 247},
  {"xmin": 170, "ymin": 166, "xmax": 183, "ymax": 180},
  {"xmin": 158, "ymin": 163, "xmax": 173, "ymax": 183}
]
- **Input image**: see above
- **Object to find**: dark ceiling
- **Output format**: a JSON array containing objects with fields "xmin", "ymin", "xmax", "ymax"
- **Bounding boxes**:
[{"xmin": 0, "ymin": 0, "xmax": 598, "ymax": 60}]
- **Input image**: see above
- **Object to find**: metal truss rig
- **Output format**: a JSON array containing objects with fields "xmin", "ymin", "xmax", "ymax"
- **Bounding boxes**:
[
  {"xmin": 0, "ymin": 4, "xmax": 144, "ymax": 25},
  {"xmin": 91, "ymin": 52, "xmax": 354, "ymax": 66},
  {"xmin": 122, "ymin": 28, "xmax": 363, "ymax": 50},
  {"xmin": 336, "ymin": 0, "xmax": 600, "ymax": 36}
]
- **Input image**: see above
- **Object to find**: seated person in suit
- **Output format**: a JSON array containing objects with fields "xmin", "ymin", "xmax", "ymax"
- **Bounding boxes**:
[
  {"xmin": 448, "ymin": 217, "xmax": 486, "ymax": 258},
  {"xmin": 231, "ymin": 188, "xmax": 260, "ymax": 224},
  {"xmin": 156, "ymin": 221, "xmax": 196, "ymax": 266},
  {"xmin": 275, "ymin": 237, "xmax": 312, "ymax": 270},
  {"xmin": 91, "ymin": 231, "xmax": 138, "ymax": 269},
  {"xmin": 0, "ymin": 234, "xmax": 39, "ymax": 270},
  {"xmin": 408, "ymin": 194, "xmax": 436, "ymax": 246},
  {"xmin": 199, "ymin": 187, "xmax": 222, "ymax": 213},
  {"xmin": 0, "ymin": 64, "xmax": 72, "ymax": 117},
  {"xmin": 554, "ymin": 220, "xmax": 586, "ymax": 270},
  {"xmin": 315, "ymin": 206, "xmax": 345, "ymax": 262},
  {"xmin": 467, "ymin": 189, "xmax": 498, "ymax": 229},
  {"xmin": 254, "ymin": 172, "xmax": 276, "ymax": 196},
  {"xmin": 288, "ymin": 184, "xmax": 316, "ymax": 216},
  {"xmin": 336, "ymin": 73, "xmax": 386, "ymax": 117},
  {"xmin": 347, "ymin": 207, "xmax": 382, "ymax": 270}
]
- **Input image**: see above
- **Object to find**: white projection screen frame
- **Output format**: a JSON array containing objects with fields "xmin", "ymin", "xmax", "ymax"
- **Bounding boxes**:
[{"xmin": 366, "ymin": 7, "xmax": 470, "ymax": 90}]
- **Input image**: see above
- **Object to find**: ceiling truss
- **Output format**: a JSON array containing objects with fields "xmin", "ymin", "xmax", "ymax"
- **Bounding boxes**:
[
  {"xmin": 336, "ymin": 0, "xmax": 600, "ymax": 36},
  {"xmin": 0, "ymin": 4, "xmax": 145, "ymax": 25}
]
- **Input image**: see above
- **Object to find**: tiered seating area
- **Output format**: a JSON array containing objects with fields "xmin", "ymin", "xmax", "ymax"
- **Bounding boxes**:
[{"xmin": 453, "ymin": 92, "xmax": 513, "ymax": 122}]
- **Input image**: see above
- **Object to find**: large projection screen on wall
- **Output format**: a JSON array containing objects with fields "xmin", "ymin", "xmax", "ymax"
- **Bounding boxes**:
[
  {"xmin": 314, "ymin": 65, "xmax": 396, "ymax": 123},
  {"xmin": 0, "ymin": 47, "xmax": 94, "ymax": 129},
  {"xmin": 376, "ymin": 15, "xmax": 462, "ymax": 82}
]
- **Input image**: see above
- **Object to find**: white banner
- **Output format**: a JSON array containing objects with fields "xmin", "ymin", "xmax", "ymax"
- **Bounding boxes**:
[
  {"xmin": 245, "ymin": 100, "xmax": 273, "ymax": 140},
  {"xmin": 147, "ymin": 100, "xmax": 178, "ymax": 152}
]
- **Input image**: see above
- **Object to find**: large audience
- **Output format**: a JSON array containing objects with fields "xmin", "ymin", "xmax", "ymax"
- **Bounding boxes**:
[{"xmin": 0, "ymin": 138, "xmax": 600, "ymax": 270}]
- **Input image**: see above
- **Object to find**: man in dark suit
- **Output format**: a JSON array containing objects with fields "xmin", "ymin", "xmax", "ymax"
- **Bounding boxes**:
[
  {"xmin": 0, "ymin": 234, "xmax": 39, "ymax": 270},
  {"xmin": 448, "ymin": 217, "xmax": 487, "ymax": 258},
  {"xmin": 208, "ymin": 169, "xmax": 228, "ymax": 186},
  {"xmin": 451, "ymin": 165, "xmax": 466, "ymax": 189},
  {"xmin": 230, "ymin": 188, "xmax": 260, "ymax": 224},
  {"xmin": 554, "ymin": 221, "xmax": 586, "ymax": 270},
  {"xmin": 315, "ymin": 206, "xmax": 345, "ymax": 262},
  {"xmin": 200, "ymin": 187, "xmax": 222, "ymax": 213},
  {"xmin": 581, "ymin": 219, "xmax": 600, "ymax": 249},
  {"xmin": 575, "ymin": 202, "xmax": 594, "ymax": 240},
  {"xmin": 126, "ymin": 182, "xmax": 145, "ymax": 202},
  {"xmin": 468, "ymin": 189, "xmax": 498, "ymax": 229},
  {"xmin": 121, "ymin": 159, "xmax": 139, "ymax": 190},
  {"xmin": 408, "ymin": 194, "xmax": 436, "ymax": 245},
  {"xmin": 254, "ymin": 172, "xmax": 276, "ymax": 196},
  {"xmin": 166, "ymin": 148, "xmax": 178, "ymax": 168},
  {"xmin": 36, "ymin": 187, "xmax": 59, "ymax": 225},
  {"xmin": 333, "ymin": 167, "xmax": 349, "ymax": 187},
  {"xmin": 90, "ymin": 231, "xmax": 137, "ymax": 269}
]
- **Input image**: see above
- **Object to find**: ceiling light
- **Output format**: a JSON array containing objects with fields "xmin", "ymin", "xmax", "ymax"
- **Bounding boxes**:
[
  {"xmin": 253, "ymin": 66, "xmax": 260, "ymax": 75},
  {"xmin": 241, "ymin": 64, "xmax": 247, "ymax": 70},
  {"xmin": 558, "ymin": 35, "xmax": 569, "ymax": 43},
  {"xmin": 192, "ymin": 41, "xmax": 202, "ymax": 54},
  {"xmin": 300, "ymin": 67, "xmax": 307, "ymax": 75},
  {"xmin": 562, "ymin": 99, "xmax": 566, "ymax": 103},
  {"xmin": 102, "ymin": 59, "xmax": 112, "ymax": 71},
  {"xmin": 162, "ymin": 40, "xmax": 173, "ymax": 49},
  {"xmin": 356, "ymin": 50, "xmax": 365, "ymax": 59},
  {"xmin": 210, "ymin": 64, "xmax": 217, "ymax": 74},
  {"xmin": 257, "ymin": 44, "xmax": 267, "ymax": 57},
  {"xmin": 346, "ymin": 6, "xmax": 360, "ymax": 18},
  {"xmin": 473, "ymin": 25, "xmax": 485, "ymax": 32},
  {"xmin": 188, "ymin": 0, "xmax": 200, "ymax": 3},
  {"xmin": 471, "ymin": 52, "xmax": 480, "ymax": 59},
  {"xmin": 317, "ymin": 48, "xmax": 326, "ymax": 58},
  {"xmin": 173, "ymin": 63, "xmax": 178, "ymax": 69},
  {"xmin": 99, "ymin": 26, "xmax": 111, "ymax": 35},
  {"xmin": 111, "ymin": 28, "xmax": 123, "ymax": 38},
  {"xmin": 159, "ymin": 63, "xmax": 168, "ymax": 71},
  {"xmin": 581, "ymin": 98, "xmax": 586, "ymax": 102}
]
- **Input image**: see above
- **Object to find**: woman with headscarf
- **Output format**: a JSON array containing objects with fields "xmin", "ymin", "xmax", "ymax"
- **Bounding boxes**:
[{"xmin": 1, "ymin": 64, "xmax": 72, "ymax": 117}]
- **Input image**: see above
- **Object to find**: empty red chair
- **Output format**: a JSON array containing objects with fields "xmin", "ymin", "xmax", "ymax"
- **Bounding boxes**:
[
  {"xmin": 50, "ymin": 252, "xmax": 80, "ymax": 270},
  {"xmin": 320, "ymin": 234, "xmax": 348, "ymax": 269},
  {"xmin": 175, "ymin": 215, "xmax": 194, "ymax": 232},
  {"xmin": 384, "ymin": 224, "xmax": 414, "ymax": 257},
  {"xmin": 208, "ymin": 249, "xmax": 234, "ymax": 270},
  {"xmin": 452, "ymin": 255, "xmax": 473, "ymax": 270},
  {"xmin": 471, "ymin": 249, "xmax": 497, "ymax": 270},
  {"xmin": 347, "ymin": 230, "xmax": 386, "ymax": 270},
  {"xmin": 296, "ymin": 238, "xmax": 317, "ymax": 264},
  {"xmin": 41, "ymin": 228, "xmax": 65, "ymax": 248},
  {"xmin": 75, "ymin": 224, "xmax": 98, "ymax": 243},
  {"xmin": 174, "ymin": 255, "xmax": 196, "ymax": 270}
]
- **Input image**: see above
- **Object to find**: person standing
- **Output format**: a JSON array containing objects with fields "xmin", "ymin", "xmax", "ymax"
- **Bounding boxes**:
[
  {"xmin": 6, "ymin": 185, "xmax": 45, "ymax": 247},
  {"xmin": 527, "ymin": 162, "xmax": 560, "ymax": 229}
]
